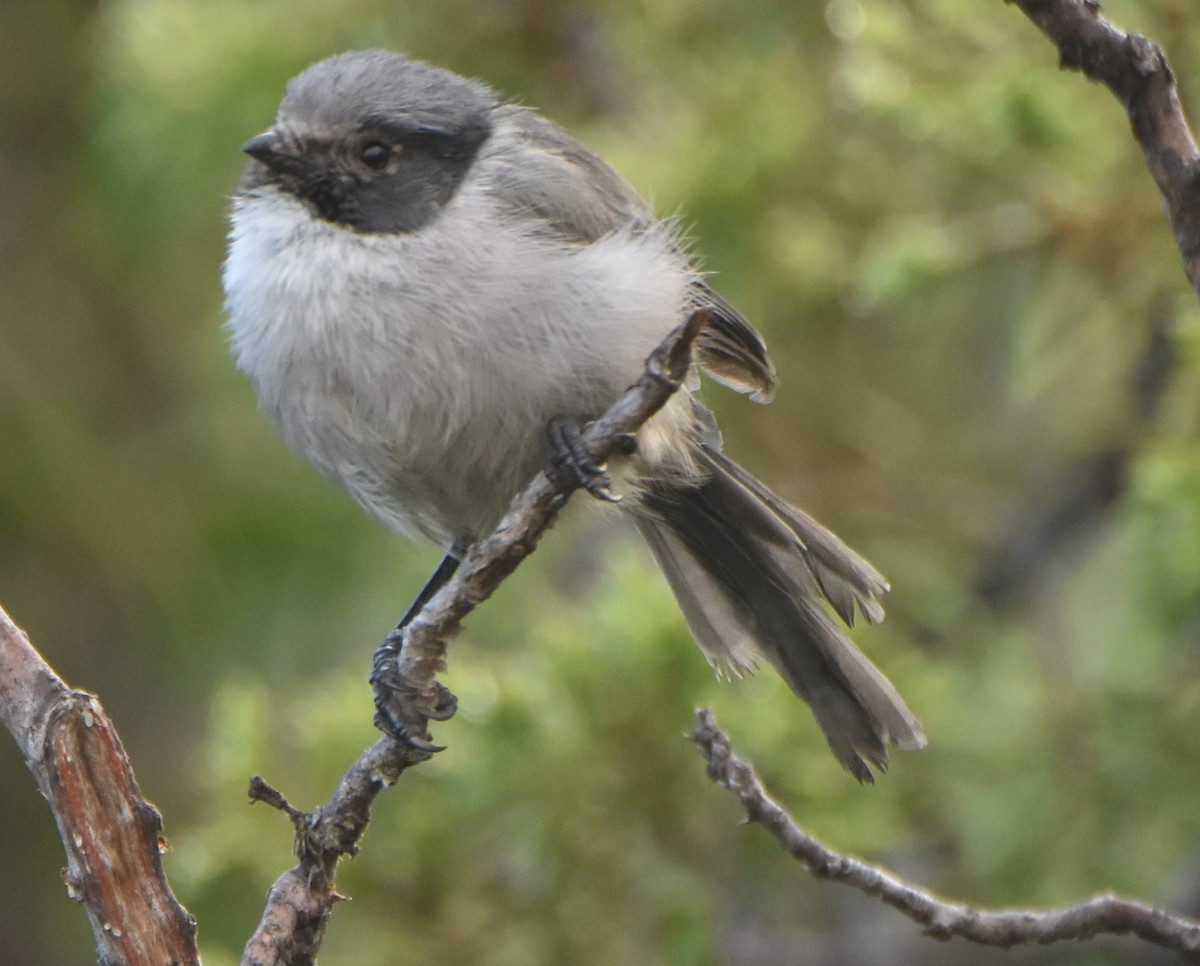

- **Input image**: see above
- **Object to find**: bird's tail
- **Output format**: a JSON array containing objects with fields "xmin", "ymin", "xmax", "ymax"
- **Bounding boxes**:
[{"xmin": 633, "ymin": 447, "xmax": 925, "ymax": 781}]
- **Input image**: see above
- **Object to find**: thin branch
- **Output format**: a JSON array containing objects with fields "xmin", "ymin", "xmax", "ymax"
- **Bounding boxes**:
[
  {"xmin": 1009, "ymin": 0, "xmax": 1200, "ymax": 298},
  {"xmin": 0, "ymin": 605, "xmax": 199, "ymax": 964},
  {"xmin": 692, "ymin": 708, "xmax": 1200, "ymax": 960},
  {"xmin": 242, "ymin": 310, "xmax": 708, "ymax": 965}
]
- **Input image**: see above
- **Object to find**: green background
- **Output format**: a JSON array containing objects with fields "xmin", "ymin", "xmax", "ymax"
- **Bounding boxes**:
[{"xmin": 2, "ymin": 0, "xmax": 1199, "ymax": 963}]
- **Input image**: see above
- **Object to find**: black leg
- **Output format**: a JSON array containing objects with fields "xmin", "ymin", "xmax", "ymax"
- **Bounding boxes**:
[
  {"xmin": 371, "ymin": 549, "xmax": 464, "ymax": 751},
  {"xmin": 393, "ymin": 551, "xmax": 462, "ymax": 631}
]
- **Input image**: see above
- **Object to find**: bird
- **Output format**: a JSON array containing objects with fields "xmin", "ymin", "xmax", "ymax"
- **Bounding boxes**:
[{"xmin": 223, "ymin": 49, "xmax": 925, "ymax": 781}]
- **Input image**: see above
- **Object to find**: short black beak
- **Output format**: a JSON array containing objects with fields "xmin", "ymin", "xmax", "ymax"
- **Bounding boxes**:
[
  {"xmin": 242, "ymin": 131, "xmax": 302, "ymax": 174},
  {"xmin": 241, "ymin": 132, "xmax": 285, "ymax": 168}
]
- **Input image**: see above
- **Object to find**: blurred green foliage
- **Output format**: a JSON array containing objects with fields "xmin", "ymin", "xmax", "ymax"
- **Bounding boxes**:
[{"xmin": 2, "ymin": 0, "xmax": 1199, "ymax": 963}]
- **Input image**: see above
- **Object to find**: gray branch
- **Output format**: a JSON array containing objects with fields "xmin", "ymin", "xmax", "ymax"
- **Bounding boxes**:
[
  {"xmin": 0, "ymin": 606, "xmax": 200, "ymax": 964},
  {"xmin": 1010, "ymin": 0, "xmax": 1200, "ymax": 299},
  {"xmin": 693, "ymin": 708, "xmax": 1200, "ymax": 960}
]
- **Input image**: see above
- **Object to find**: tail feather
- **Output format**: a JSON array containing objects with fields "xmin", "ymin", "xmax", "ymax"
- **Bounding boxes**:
[
  {"xmin": 709, "ymin": 451, "xmax": 889, "ymax": 625},
  {"xmin": 635, "ymin": 448, "xmax": 925, "ymax": 782},
  {"xmin": 638, "ymin": 520, "xmax": 762, "ymax": 678}
]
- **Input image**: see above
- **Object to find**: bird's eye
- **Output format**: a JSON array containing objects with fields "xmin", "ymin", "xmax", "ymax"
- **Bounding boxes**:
[{"xmin": 360, "ymin": 141, "xmax": 391, "ymax": 170}]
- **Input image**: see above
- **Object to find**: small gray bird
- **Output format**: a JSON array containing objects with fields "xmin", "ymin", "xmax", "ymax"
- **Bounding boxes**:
[{"xmin": 224, "ymin": 50, "xmax": 925, "ymax": 780}]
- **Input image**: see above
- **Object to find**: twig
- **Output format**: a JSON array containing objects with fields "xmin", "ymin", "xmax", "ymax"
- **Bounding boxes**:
[
  {"xmin": 1008, "ymin": 0, "xmax": 1200, "ymax": 299},
  {"xmin": 0, "ymin": 604, "xmax": 200, "ymax": 964},
  {"xmin": 692, "ymin": 707, "xmax": 1200, "ymax": 960},
  {"xmin": 241, "ymin": 310, "xmax": 708, "ymax": 965}
]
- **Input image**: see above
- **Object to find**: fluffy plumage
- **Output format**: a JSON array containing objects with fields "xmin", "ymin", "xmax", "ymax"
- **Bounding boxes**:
[{"xmin": 224, "ymin": 50, "xmax": 925, "ymax": 779}]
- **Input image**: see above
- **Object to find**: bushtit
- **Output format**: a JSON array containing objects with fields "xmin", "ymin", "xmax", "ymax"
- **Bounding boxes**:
[{"xmin": 224, "ymin": 50, "xmax": 924, "ymax": 780}]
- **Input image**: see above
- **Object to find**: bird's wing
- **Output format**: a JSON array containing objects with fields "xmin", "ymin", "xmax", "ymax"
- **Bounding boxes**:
[
  {"xmin": 485, "ymin": 105, "xmax": 655, "ymax": 240},
  {"xmin": 690, "ymin": 284, "xmax": 777, "ymax": 403},
  {"xmin": 485, "ymin": 105, "xmax": 778, "ymax": 403}
]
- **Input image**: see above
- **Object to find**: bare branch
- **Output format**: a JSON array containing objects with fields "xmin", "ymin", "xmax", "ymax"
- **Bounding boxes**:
[
  {"xmin": 0, "ymin": 605, "xmax": 199, "ymax": 964},
  {"xmin": 692, "ymin": 708, "xmax": 1200, "ymax": 960},
  {"xmin": 242, "ymin": 311, "xmax": 708, "ymax": 965},
  {"xmin": 1009, "ymin": 0, "xmax": 1200, "ymax": 298}
]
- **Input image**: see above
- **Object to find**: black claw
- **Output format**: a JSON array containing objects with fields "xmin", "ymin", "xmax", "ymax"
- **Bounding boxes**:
[
  {"xmin": 549, "ymin": 419, "xmax": 603, "ymax": 475},
  {"xmin": 372, "ymin": 709, "xmax": 447, "ymax": 753},
  {"xmin": 371, "ymin": 642, "xmax": 457, "ymax": 751},
  {"xmin": 424, "ymin": 682, "xmax": 459, "ymax": 721},
  {"xmin": 371, "ymin": 640, "xmax": 399, "ymax": 676},
  {"xmin": 547, "ymin": 418, "xmax": 620, "ymax": 502},
  {"xmin": 371, "ymin": 691, "xmax": 453, "ymax": 753},
  {"xmin": 583, "ymin": 473, "xmax": 620, "ymax": 503},
  {"xmin": 397, "ymin": 727, "xmax": 447, "ymax": 754}
]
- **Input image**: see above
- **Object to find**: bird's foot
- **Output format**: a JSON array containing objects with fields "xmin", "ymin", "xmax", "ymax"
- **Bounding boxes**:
[
  {"xmin": 370, "ymin": 641, "xmax": 458, "ymax": 753},
  {"xmin": 547, "ymin": 418, "xmax": 634, "ymax": 503}
]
